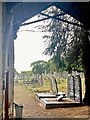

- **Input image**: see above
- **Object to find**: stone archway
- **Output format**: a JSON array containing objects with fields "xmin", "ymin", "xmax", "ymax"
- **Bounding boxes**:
[{"xmin": 2, "ymin": 2, "xmax": 90, "ymax": 119}]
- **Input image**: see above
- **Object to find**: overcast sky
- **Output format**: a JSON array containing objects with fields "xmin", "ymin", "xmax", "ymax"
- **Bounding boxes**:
[{"xmin": 14, "ymin": 16, "xmax": 50, "ymax": 73}]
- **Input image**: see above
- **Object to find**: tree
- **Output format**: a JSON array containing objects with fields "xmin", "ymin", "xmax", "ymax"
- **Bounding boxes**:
[
  {"xmin": 41, "ymin": 6, "xmax": 68, "ymax": 71},
  {"xmin": 65, "ymin": 28, "xmax": 83, "ymax": 73},
  {"xmin": 47, "ymin": 58, "xmax": 57, "ymax": 73},
  {"xmin": 37, "ymin": 6, "xmax": 90, "ymax": 105},
  {"xmin": 39, "ymin": 6, "xmax": 81, "ymax": 72},
  {"xmin": 31, "ymin": 60, "xmax": 48, "ymax": 75},
  {"xmin": 66, "ymin": 29, "xmax": 90, "ymax": 105},
  {"xmin": 81, "ymin": 31, "xmax": 90, "ymax": 105}
]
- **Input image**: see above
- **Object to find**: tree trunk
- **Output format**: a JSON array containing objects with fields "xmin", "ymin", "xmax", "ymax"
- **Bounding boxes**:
[
  {"xmin": 82, "ymin": 31, "xmax": 90, "ymax": 105},
  {"xmin": 83, "ymin": 67, "xmax": 90, "ymax": 105}
]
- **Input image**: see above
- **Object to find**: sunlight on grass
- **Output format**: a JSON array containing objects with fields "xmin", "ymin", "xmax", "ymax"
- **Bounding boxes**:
[{"xmin": 16, "ymin": 75, "xmax": 85, "ymax": 99}]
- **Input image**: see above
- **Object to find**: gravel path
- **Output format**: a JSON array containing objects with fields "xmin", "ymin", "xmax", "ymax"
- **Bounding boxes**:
[{"xmin": 14, "ymin": 84, "xmax": 89, "ymax": 118}]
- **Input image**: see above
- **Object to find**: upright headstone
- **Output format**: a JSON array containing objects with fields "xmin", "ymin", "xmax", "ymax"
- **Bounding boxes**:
[
  {"xmin": 68, "ymin": 76, "xmax": 75, "ymax": 99},
  {"xmin": 48, "ymin": 75, "xmax": 53, "ymax": 92},
  {"xmin": 74, "ymin": 75, "xmax": 82, "ymax": 102},
  {"xmin": 51, "ymin": 76, "xmax": 58, "ymax": 95},
  {"xmin": 42, "ymin": 73, "xmax": 45, "ymax": 87},
  {"xmin": 38, "ymin": 74, "xmax": 43, "ymax": 86},
  {"xmin": 48, "ymin": 75, "xmax": 58, "ymax": 95},
  {"xmin": 53, "ymin": 72, "xmax": 60, "ymax": 83},
  {"xmin": 68, "ymin": 75, "xmax": 82, "ymax": 102}
]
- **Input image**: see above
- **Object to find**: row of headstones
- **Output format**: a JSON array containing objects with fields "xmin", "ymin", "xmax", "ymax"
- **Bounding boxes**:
[
  {"xmin": 15, "ymin": 72, "xmax": 32, "ymax": 80},
  {"xmin": 22, "ymin": 72, "xmax": 82, "ymax": 103},
  {"xmin": 47, "ymin": 74, "xmax": 82, "ymax": 103}
]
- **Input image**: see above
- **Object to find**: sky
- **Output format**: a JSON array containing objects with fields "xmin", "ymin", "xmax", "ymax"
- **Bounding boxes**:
[{"xmin": 14, "ymin": 16, "xmax": 51, "ymax": 73}]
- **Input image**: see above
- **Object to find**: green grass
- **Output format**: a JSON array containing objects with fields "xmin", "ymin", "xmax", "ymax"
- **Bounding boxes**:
[
  {"xmin": 57, "ymin": 78, "xmax": 67, "ymax": 94},
  {"xmin": 20, "ymin": 78, "xmax": 68, "ymax": 94},
  {"xmin": 26, "ymin": 80, "xmax": 51, "ymax": 93},
  {"xmin": 16, "ymin": 76, "xmax": 85, "ymax": 98}
]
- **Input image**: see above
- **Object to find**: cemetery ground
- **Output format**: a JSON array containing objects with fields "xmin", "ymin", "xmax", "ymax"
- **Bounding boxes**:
[{"xmin": 14, "ymin": 81, "xmax": 89, "ymax": 118}]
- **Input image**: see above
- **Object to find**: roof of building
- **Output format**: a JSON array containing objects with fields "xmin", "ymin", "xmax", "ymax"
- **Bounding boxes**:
[{"xmin": 4, "ymin": 2, "xmax": 90, "ymax": 39}]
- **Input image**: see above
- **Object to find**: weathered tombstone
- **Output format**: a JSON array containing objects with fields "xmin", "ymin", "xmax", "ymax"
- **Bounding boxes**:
[
  {"xmin": 51, "ymin": 76, "xmax": 58, "ymax": 95},
  {"xmin": 68, "ymin": 76, "xmax": 75, "ymax": 99},
  {"xmin": 68, "ymin": 75, "xmax": 82, "ymax": 102},
  {"xmin": 48, "ymin": 75, "xmax": 58, "ymax": 95},
  {"xmin": 38, "ymin": 74, "xmax": 43, "ymax": 86},
  {"xmin": 42, "ymin": 73, "xmax": 45, "ymax": 87},
  {"xmin": 74, "ymin": 75, "xmax": 82, "ymax": 102},
  {"xmin": 53, "ymin": 72, "xmax": 60, "ymax": 83},
  {"xmin": 48, "ymin": 76, "xmax": 54, "ymax": 92}
]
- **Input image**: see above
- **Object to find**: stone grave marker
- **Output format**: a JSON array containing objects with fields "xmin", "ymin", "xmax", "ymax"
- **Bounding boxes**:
[
  {"xmin": 68, "ymin": 76, "xmax": 75, "ymax": 99},
  {"xmin": 74, "ymin": 75, "xmax": 82, "ymax": 102},
  {"xmin": 38, "ymin": 74, "xmax": 43, "ymax": 86},
  {"xmin": 68, "ymin": 75, "xmax": 82, "ymax": 102},
  {"xmin": 41, "ymin": 73, "xmax": 45, "ymax": 87},
  {"xmin": 48, "ymin": 75, "xmax": 58, "ymax": 95},
  {"xmin": 47, "ymin": 76, "xmax": 52, "ymax": 92},
  {"xmin": 51, "ymin": 76, "xmax": 58, "ymax": 95}
]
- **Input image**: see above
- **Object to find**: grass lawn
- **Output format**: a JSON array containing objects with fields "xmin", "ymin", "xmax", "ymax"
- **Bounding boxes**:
[{"xmin": 17, "ymin": 76, "xmax": 85, "ymax": 99}]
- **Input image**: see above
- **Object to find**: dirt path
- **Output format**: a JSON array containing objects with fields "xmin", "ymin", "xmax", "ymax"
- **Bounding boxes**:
[{"xmin": 14, "ymin": 84, "xmax": 89, "ymax": 118}]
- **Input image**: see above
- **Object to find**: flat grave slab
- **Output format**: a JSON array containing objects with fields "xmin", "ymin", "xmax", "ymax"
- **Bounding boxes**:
[
  {"xmin": 36, "ymin": 74, "xmax": 83, "ymax": 109},
  {"xmin": 36, "ymin": 92, "xmax": 66, "ymax": 100},
  {"xmin": 40, "ymin": 97, "xmax": 83, "ymax": 109}
]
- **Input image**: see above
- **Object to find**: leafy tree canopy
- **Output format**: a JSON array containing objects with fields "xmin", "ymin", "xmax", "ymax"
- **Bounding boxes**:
[
  {"xmin": 31, "ymin": 60, "xmax": 48, "ymax": 74},
  {"xmin": 37, "ymin": 6, "xmax": 83, "ymax": 72}
]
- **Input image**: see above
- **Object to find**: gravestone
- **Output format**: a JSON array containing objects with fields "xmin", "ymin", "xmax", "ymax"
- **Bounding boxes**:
[
  {"xmin": 68, "ymin": 75, "xmax": 82, "ymax": 102},
  {"xmin": 48, "ymin": 76, "xmax": 54, "ymax": 92},
  {"xmin": 74, "ymin": 75, "xmax": 82, "ymax": 102},
  {"xmin": 51, "ymin": 76, "xmax": 58, "ymax": 95},
  {"xmin": 53, "ymin": 72, "xmax": 60, "ymax": 84},
  {"xmin": 41, "ymin": 73, "xmax": 45, "ymax": 87},
  {"xmin": 48, "ymin": 75, "xmax": 58, "ymax": 95},
  {"xmin": 38, "ymin": 74, "xmax": 43, "ymax": 86},
  {"xmin": 68, "ymin": 76, "xmax": 75, "ymax": 99}
]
